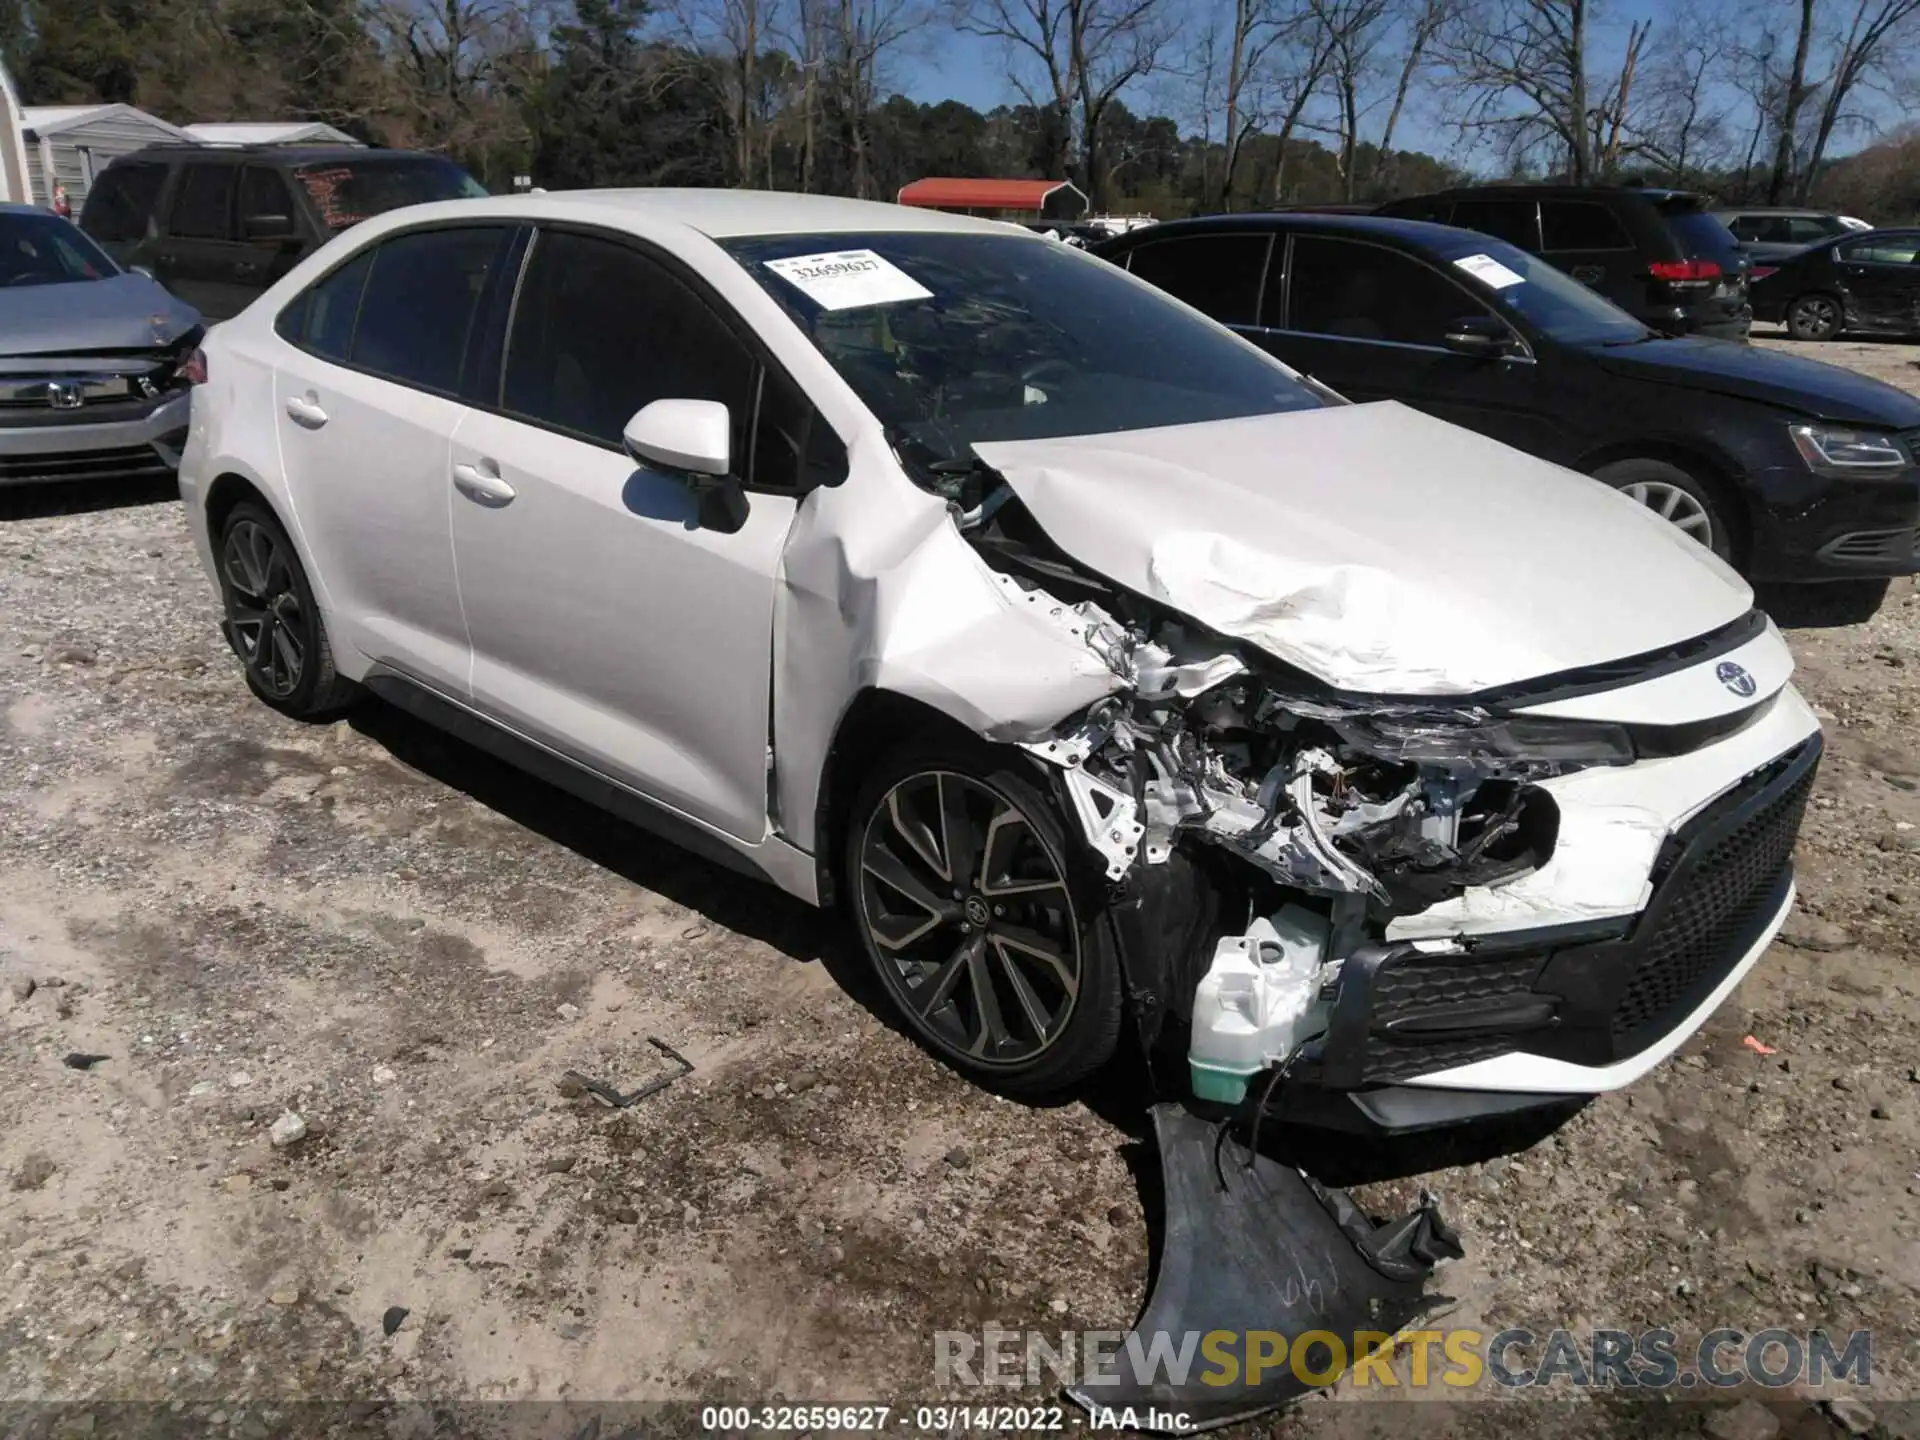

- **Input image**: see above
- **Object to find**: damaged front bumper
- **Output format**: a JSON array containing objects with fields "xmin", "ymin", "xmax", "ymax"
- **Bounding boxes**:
[{"xmin": 1011, "ymin": 592, "xmax": 1821, "ymax": 1123}]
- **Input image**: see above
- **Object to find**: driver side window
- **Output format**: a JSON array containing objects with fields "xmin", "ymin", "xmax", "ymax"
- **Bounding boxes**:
[
  {"xmin": 1284, "ymin": 235, "xmax": 1491, "ymax": 347},
  {"xmin": 504, "ymin": 230, "xmax": 755, "ymax": 461}
]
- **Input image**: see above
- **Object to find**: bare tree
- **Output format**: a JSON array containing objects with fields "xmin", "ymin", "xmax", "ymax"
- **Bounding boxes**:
[
  {"xmin": 1634, "ymin": 14, "xmax": 1733, "ymax": 183},
  {"xmin": 1308, "ymin": 0, "xmax": 1392, "ymax": 200},
  {"xmin": 825, "ymin": 0, "xmax": 925, "ymax": 196},
  {"xmin": 959, "ymin": 0, "xmax": 1175, "ymax": 206},
  {"xmin": 1439, "ymin": 0, "xmax": 1596, "ymax": 180},
  {"xmin": 370, "ymin": 0, "xmax": 538, "ymax": 167},
  {"xmin": 1588, "ymin": 14, "xmax": 1646, "ymax": 177},
  {"xmin": 1193, "ymin": 0, "xmax": 1312, "ymax": 207},
  {"xmin": 1765, "ymin": 0, "xmax": 1818, "ymax": 200},
  {"xmin": 1368, "ymin": 0, "xmax": 1451, "ymax": 193},
  {"xmin": 1799, "ymin": 0, "xmax": 1920, "ymax": 199}
]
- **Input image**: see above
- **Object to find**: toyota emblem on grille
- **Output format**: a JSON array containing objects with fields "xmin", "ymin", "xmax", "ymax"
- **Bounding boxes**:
[
  {"xmin": 46, "ymin": 380, "xmax": 84, "ymax": 410},
  {"xmin": 1716, "ymin": 661, "xmax": 1758, "ymax": 698}
]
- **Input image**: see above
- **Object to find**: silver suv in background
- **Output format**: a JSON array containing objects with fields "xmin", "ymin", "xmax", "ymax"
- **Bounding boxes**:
[
  {"xmin": 1715, "ymin": 207, "xmax": 1873, "ymax": 269},
  {"xmin": 0, "ymin": 204, "xmax": 201, "ymax": 488}
]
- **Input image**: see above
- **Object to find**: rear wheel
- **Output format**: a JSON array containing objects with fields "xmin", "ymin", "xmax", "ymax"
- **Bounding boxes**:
[
  {"xmin": 1786, "ymin": 292, "xmax": 1843, "ymax": 342},
  {"xmin": 1593, "ymin": 457, "xmax": 1737, "ymax": 564},
  {"xmin": 217, "ymin": 501, "xmax": 360, "ymax": 719},
  {"xmin": 843, "ymin": 738, "xmax": 1122, "ymax": 1096}
]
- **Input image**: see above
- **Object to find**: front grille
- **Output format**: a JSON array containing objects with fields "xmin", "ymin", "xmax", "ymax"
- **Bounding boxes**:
[
  {"xmin": 0, "ymin": 444, "xmax": 174, "ymax": 485},
  {"xmin": 1611, "ymin": 753, "xmax": 1814, "ymax": 1044}
]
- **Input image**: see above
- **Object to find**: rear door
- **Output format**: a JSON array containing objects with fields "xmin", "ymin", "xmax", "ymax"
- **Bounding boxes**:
[
  {"xmin": 150, "ymin": 159, "xmax": 253, "ymax": 319},
  {"xmin": 273, "ymin": 223, "xmax": 521, "ymax": 694},
  {"xmin": 229, "ymin": 166, "xmax": 311, "ymax": 307},
  {"xmin": 1254, "ymin": 232, "xmax": 1562, "ymax": 458},
  {"xmin": 1831, "ymin": 233, "xmax": 1920, "ymax": 330}
]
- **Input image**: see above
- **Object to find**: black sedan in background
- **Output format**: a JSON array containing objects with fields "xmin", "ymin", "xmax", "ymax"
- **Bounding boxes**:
[
  {"xmin": 1750, "ymin": 228, "xmax": 1920, "ymax": 341},
  {"xmin": 1093, "ymin": 214, "xmax": 1920, "ymax": 590}
]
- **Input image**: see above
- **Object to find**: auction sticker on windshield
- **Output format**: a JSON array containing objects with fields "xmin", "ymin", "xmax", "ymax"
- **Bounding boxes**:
[
  {"xmin": 764, "ymin": 250, "xmax": 933, "ymax": 311},
  {"xmin": 1453, "ymin": 253, "xmax": 1525, "ymax": 289}
]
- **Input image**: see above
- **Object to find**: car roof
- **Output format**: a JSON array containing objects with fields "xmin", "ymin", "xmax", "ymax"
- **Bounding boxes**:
[
  {"xmin": 115, "ymin": 144, "xmax": 441, "ymax": 164},
  {"xmin": 410, "ymin": 189, "xmax": 1026, "ymax": 240},
  {"xmin": 1399, "ymin": 184, "xmax": 1687, "ymax": 202},
  {"xmin": 1100, "ymin": 212, "xmax": 1478, "ymax": 247},
  {"xmin": 1711, "ymin": 206, "xmax": 1840, "ymax": 217}
]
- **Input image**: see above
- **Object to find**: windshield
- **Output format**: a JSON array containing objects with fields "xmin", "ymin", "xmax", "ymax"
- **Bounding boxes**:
[
  {"xmin": 0, "ymin": 211, "xmax": 116, "ymax": 287},
  {"xmin": 721, "ymin": 230, "xmax": 1324, "ymax": 482},
  {"xmin": 1430, "ymin": 233, "xmax": 1650, "ymax": 347},
  {"xmin": 292, "ymin": 159, "xmax": 487, "ymax": 232}
]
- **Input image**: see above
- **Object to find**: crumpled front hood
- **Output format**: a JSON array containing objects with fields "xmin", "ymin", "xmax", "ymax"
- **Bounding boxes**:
[
  {"xmin": 973, "ymin": 402, "xmax": 1753, "ymax": 696},
  {"xmin": 1593, "ymin": 336, "xmax": 1920, "ymax": 425},
  {"xmin": 0, "ymin": 274, "xmax": 201, "ymax": 362}
]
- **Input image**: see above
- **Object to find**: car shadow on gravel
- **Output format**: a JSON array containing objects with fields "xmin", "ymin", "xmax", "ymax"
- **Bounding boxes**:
[
  {"xmin": 343, "ymin": 695, "xmax": 916, "ymax": 1028},
  {"xmin": 0, "ymin": 476, "xmax": 178, "ymax": 521},
  {"xmin": 1757, "ymin": 578, "xmax": 1893, "ymax": 629}
]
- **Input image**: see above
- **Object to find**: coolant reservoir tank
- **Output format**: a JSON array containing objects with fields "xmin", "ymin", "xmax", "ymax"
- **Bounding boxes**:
[{"xmin": 1188, "ymin": 905, "xmax": 1330, "ymax": 1105}]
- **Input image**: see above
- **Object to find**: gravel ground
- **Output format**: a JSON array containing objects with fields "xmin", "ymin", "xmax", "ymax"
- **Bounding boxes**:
[{"xmin": 1, "ymin": 336, "xmax": 1916, "ymax": 1440}]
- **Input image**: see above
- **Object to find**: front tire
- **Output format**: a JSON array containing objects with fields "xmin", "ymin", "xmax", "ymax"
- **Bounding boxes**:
[
  {"xmin": 1592, "ymin": 457, "xmax": 1738, "ymax": 564},
  {"xmin": 217, "ymin": 501, "xmax": 360, "ymax": 719},
  {"xmin": 1786, "ymin": 292, "xmax": 1843, "ymax": 342},
  {"xmin": 843, "ymin": 737, "xmax": 1123, "ymax": 1097}
]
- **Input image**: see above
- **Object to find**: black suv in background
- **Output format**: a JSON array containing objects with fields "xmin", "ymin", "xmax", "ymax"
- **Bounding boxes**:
[
  {"xmin": 79, "ymin": 145, "xmax": 486, "ymax": 321},
  {"xmin": 1374, "ymin": 185, "xmax": 1752, "ymax": 340}
]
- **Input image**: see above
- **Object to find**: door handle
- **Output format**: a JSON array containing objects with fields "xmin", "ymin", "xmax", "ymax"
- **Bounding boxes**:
[
  {"xmin": 452, "ymin": 460, "xmax": 516, "ymax": 507},
  {"xmin": 284, "ymin": 394, "xmax": 328, "ymax": 429}
]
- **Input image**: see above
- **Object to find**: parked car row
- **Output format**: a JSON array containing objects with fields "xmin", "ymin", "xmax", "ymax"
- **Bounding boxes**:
[{"xmin": 1093, "ymin": 211, "xmax": 1920, "ymax": 588}]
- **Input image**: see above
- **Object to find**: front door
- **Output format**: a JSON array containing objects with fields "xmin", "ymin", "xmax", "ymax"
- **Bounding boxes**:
[
  {"xmin": 1252, "ymin": 232, "xmax": 1565, "ymax": 462},
  {"xmin": 272, "ymin": 224, "xmax": 519, "ymax": 695},
  {"xmin": 450, "ymin": 227, "xmax": 800, "ymax": 842}
]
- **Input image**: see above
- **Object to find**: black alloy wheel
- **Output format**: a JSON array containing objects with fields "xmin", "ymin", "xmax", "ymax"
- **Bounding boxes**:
[
  {"xmin": 216, "ymin": 501, "xmax": 359, "ymax": 718},
  {"xmin": 847, "ymin": 749, "xmax": 1121, "ymax": 1095}
]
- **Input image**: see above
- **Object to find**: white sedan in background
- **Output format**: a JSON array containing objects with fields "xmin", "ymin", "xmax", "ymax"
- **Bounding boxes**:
[{"xmin": 177, "ymin": 189, "xmax": 1820, "ymax": 1132}]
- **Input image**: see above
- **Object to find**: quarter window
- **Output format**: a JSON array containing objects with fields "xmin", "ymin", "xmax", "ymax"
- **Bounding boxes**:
[
  {"xmin": 350, "ymin": 227, "xmax": 508, "ymax": 393},
  {"xmin": 504, "ymin": 230, "xmax": 757, "ymax": 464},
  {"xmin": 169, "ymin": 164, "xmax": 236, "ymax": 240},
  {"xmin": 1285, "ymin": 235, "xmax": 1486, "ymax": 347},
  {"xmin": 79, "ymin": 161, "xmax": 166, "ymax": 243},
  {"xmin": 238, "ymin": 167, "xmax": 295, "ymax": 231},
  {"xmin": 1124, "ymin": 235, "xmax": 1270, "ymax": 326},
  {"xmin": 1540, "ymin": 200, "xmax": 1631, "ymax": 252}
]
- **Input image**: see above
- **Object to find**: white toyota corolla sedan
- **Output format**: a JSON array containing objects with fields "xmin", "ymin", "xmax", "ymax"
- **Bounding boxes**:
[{"xmin": 178, "ymin": 190, "xmax": 1820, "ymax": 1130}]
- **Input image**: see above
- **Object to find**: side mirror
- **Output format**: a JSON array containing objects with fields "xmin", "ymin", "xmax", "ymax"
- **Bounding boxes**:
[
  {"xmin": 242, "ymin": 213, "xmax": 296, "ymax": 242},
  {"xmin": 130, "ymin": 264, "xmax": 156, "ymax": 280},
  {"xmin": 623, "ymin": 399, "xmax": 748, "ymax": 533},
  {"xmin": 1442, "ymin": 315, "xmax": 1519, "ymax": 358}
]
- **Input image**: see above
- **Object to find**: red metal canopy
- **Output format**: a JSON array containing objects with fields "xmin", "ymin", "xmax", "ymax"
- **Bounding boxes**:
[{"xmin": 897, "ymin": 177, "xmax": 1077, "ymax": 211}]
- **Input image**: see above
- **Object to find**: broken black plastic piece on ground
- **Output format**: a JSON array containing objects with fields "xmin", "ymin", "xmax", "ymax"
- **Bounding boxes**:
[
  {"xmin": 559, "ymin": 1036, "xmax": 694, "ymax": 1108},
  {"xmin": 1066, "ymin": 1102, "xmax": 1461, "ymax": 1434},
  {"xmin": 61, "ymin": 1052, "xmax": 109, "ymax": 1071}
]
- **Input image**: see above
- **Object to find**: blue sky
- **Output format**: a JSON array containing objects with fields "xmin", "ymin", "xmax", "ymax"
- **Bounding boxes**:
[{"xmin": 891, "ymin": 0, "xmax": 1739, "ymax": 166}]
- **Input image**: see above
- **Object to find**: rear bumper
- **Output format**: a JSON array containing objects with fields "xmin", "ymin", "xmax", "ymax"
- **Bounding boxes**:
[
  {"xmin": 0, "ymin": 392, "xmax": 191, "ymax": 486},
  {"xmin": 1281, "ymin": 730, "xmax": 1818, "ymax": 1135}
]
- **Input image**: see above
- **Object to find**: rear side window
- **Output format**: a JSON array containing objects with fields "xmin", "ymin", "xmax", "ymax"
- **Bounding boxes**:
[
  {"xmin": 276, "ymin": 249, "xmax": 375, "ymax": 361},
  {"xmin": 1450, "ymin": 199, "xmax": 1540, "ymax": 251},
  {"xmin": 351, "ymin": 228, "xmax": 508, "ymax": 393},
  {"xmin": 504, "ymin": 229, "xmax": 757, "ymax": 463},
  {"xmin": 169, "ymin": 164, "xmax": 236, "ymax": 240},
  {"xmin": 1789, "ymin": 216, "xmax": 1841, "ymax": 242},
  {"xmin": 1125, "ymin": 235, "xmax": 1270, "ymax": 326},
  {"xmin": 1839, "ymin": 236, "xmax": 1920, "ymax": 265},
  {"xmin": 1285, "ymin": 234, "xmax": 1482, "ymax": 347},
  {"xmin": 79, "ymin": 161, "xmax": 167, "ymax": 243},
  {"xmin": 1541, "ymin": 201, "xmax": 1632, "ymax": 252}
]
